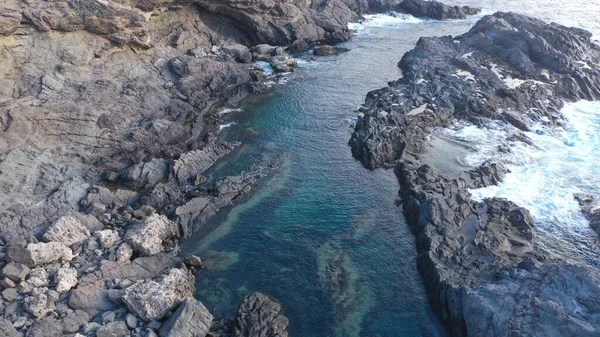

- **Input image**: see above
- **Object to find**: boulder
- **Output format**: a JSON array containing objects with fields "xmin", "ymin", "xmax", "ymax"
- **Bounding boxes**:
[
  {"xmin": 232, "ymin": 293, "xmax": 289, "ymax": 337},
  {"xmin": 1, "ymin": 262, "xmax": 30, "ymax": 282},
  {"xmin": 68, "ymin": 280, "xmax": 117, "ymax": 317},
  {"xmin": 287, "ymin": 39, "xmax": 309, "ymax": 54},
  {"xmin": 2, "ymin": 288, "xmax": 17, "ymax": 302},
  {"xmin": 25, "ymin": 317, "xmax": 62, "ymax": 337},
  {"xmin": 24, "ymin": 242, "xmax": 73, "ymax": 267},
  {"xmin": 42, "ymin": 215, "xmax": 90, "ymax": 247},
  {"xmin": 396, "ymin": 0, "xmax": 480, "ymax": 20},
  {"xmin": 94, "ymin": 229, "xmax": 120, "ymax": 249},
  {"xmin": 55, "ymin": 267, "xmax": 78, "ymax": 293},
  {"xmin": 222, "ymin": 44, "xmax": 252, "ymax": 63},
  {"xmin": 0, "ymin": 317, "xmax": 19, "ymax": 337},
  {"xmin": 26, "ymin": 268, "xmax": 49, "ymax": 287},
  {"xmin": 61, "ymin": 310, "xmax": 89, "ymax": 333},
  {"xmin": 124, "ymin": 214, "xmax": 179, "ymax": 256},
  {"xmin": 313, "ymin": 45, "xmax": 350, "ymax": 56},
  {"xmin": 159, "ymin": 298, "xmax": 213, "ymax": 337},
  {"xmin": 122, "ymin": 268, "xmax": 195, "ymax": 322},
  {"xmin": 96, "ymin": 321, "xmax": 129, "ymax": 337},
  {"xmin": 116, "ymin": 243, "xmax": 134, "ymax": 261},
  {"xmin": 24, "ymin": 293, "xmax": 51, "ymax": 318}
]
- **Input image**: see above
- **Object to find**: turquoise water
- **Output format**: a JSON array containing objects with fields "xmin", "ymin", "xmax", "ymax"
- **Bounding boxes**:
[
  {"xmin": 182, "ymin": 1, "xmax": 600, "ymax": 335},
  {"xmin": 183, "ymin": 20, "xmax": 476, "ymax": 337}
]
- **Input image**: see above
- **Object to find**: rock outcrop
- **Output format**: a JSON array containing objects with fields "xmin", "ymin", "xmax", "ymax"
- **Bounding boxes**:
[
  {"xmin": 575, "ymin": 193, "xmax": 600, "ymax": 234},
  {"xmin": 124, "ymin": 214, "xmax": 179, "ymax": 256},
  {"xmin": 231, "ymin": 293, "xmax": 289, "ymax": 337},
  {"xmin": 122, "ymin": 268, "xmax": 195, "ymax": 322},
  {"xmin": 351, "ymin": 11, "xmax": 600, "ymax": 337},
  {"xmin": 159, "ymin": 298, "xmax": 213, "ymax": 337}
]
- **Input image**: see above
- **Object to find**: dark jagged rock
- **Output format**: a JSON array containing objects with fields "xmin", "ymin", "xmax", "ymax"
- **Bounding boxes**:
[
  {"xmin": 231, "ymin": 292, "xmax": 289, "ymax": 337},
  {"xmin": 352, "ymin": 11, "xmax": 600, "ymax": 337},
  {"xmin": 352, "ymin": 11, "xmax": 600, "ymax": 168},
  {"xmin": 313, "ymin": 45, "xmax": 351, "ymax": 56},
  {"xmin": 159, "ymin": 298, "xmax": 213, "ymax": 337},
  {"xmin": 575, "ymin": 193, "xmax": 600, "ymax": 234},
  {"xmin": 396, "ymin": 0, "xmax": 480, "ymax": 20}
]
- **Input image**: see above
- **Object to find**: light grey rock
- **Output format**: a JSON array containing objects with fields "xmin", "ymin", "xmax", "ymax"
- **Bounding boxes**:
[
  {"xmin": 26, "ymin": 268, "xmax": 49, "ymax": 288},
  {"xmin": 0, "ymin": 277, "xmax": 16, "ymax": 288},
  {"xmin": 126, "ymin": 313, "xmax": 138, "ymax": 329},
  {"xmin": 159, "ymin": 298, "xmax": 213, "ymax": 337},
  {"xmin": 2, "ymin": 288, "xmax": 17, "ymax": 302},
  {"xmin": 96, "ymin": 321, "xmax": 129, "ymax": 337},
  {"xmin": 124, "ymin": 214, "xmax": 179, "ymax": 256},
  {"xmin": 122, "ymin": 268, "xmax": 195, "ymax": 322},
  {"xmin": 1, "ymin": 262, "xmax": 30, "ymax": 281},
  {"xmin": 42, "ymin": 215, "xmax": 90, "ymax": 247},
  {"xmin": 55, "ymin": 267, "xmax": 78, "ymax": 293},
  {"xmin": 116, "ymin": 243, "xmax": 133, "ymax": 262},
  {"xmin": 82, "ymin": 322, "xmax": 101, "ymax": 335},
  {"xmin": 0, "ymin": 320, "xmax": 19, "ymax": 337},
  {"xmin": 12, "ymin": 316, "xmax": 27, "ymax": 329},
  {"xmin": 24, "ymin": 293, "xmax": 51, "ymax": 318},
  {"xmin": 95, "ymin": 230, "xmax": 120, "ymax": 249},
  {"xmin": 102, "ymin": 311, "xmax": 116, "ymax": 324},
  {"xmin": 24, "ymin": 242, "xmax": 73, "ymax": 267}
]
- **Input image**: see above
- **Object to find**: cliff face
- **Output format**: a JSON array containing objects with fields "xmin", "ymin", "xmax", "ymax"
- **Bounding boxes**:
[{"xmin": 351, "ymin": 11, "xmax": 600, "ymax": 337}]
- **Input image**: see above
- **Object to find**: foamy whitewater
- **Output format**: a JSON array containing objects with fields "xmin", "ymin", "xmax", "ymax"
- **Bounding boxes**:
[
  {"xmin": 442, "ymin": 101, "xmax": 600, "ymax": 262},
  {"xmin": 348, "ymin": 12, "xmax": 425, "ymax": 31}
]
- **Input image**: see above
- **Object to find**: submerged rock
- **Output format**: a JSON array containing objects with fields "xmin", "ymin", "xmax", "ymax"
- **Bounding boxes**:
[
  {"xmin": 313, "ymin": 45, "xmax": 350, "ymax": 56},
  {"xmin": 231, "ymin": 292, "xmax": 289, "ymax": 337}
]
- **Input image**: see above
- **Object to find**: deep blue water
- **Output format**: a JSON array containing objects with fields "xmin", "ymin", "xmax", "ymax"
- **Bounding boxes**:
[{"xmin": 182, "ymin": 1, "xmax": 600, "ymax": 336}]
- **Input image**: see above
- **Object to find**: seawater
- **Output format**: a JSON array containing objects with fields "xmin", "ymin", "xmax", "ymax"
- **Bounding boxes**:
[
  {"xmin": 183, "ymin": 1, "xmax": 600, "ymax": 336},
  {"xmin": 468, "ymin": 101, "xmax": 600, "ymax": 264}
]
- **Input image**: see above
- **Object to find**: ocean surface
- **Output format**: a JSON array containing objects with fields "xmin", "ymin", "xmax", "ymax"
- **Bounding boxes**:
[{"xmin": 183, "ymin": 1, "xmax": 600, "ymax": 336}]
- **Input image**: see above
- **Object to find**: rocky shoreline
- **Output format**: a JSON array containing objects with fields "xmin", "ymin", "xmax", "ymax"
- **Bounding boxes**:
[
  {"xmin": 0, "ymin": 0, "xmax": 483, "ymax": 336},
  {"xmin": 351, "ymin": 11, "xmax": 600, "ymax": 336}
]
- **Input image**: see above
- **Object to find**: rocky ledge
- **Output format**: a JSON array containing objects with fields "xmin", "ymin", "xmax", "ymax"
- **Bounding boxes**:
[{"xmin": 351, "ymin": 12, "xmax": 600, "ymax": 337}]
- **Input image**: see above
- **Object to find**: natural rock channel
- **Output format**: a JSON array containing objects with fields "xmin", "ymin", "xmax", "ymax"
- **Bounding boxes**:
[{"xmin": 0, "ymin": 0, "xmax": 482, "ymax": 336}]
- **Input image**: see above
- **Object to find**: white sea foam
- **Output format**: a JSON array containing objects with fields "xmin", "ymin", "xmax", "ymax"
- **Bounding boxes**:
[
  {"xmin": 218, "ymin": 108, "xmax": 243, "ymax": 116},
  {"xmin": 254, "ymin": 61, "xmax": 274, "ymax": 75},
  {"xmin": 219, "ymin": 122, "xmax": 237, "ymax": 131},
  {"xmin": 465, "ymin": 101, "xmax": 600, "ymax": 234},
  {"xmin": 348, "ymin": 12, "xmax": 425, "ymax": 31}
]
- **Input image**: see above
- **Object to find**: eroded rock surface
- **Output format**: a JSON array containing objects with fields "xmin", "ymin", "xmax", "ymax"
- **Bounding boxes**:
[
  {"xmin": 122, "ymin": 268, "xmax": 195, "ymax": 322},
  {"xmin": 232, "ymin": 292, "xmax": 289, "ymax": 337},
  {"xmin": 352, "ymin": 11, "xmax": 600, "ymax": 337}
]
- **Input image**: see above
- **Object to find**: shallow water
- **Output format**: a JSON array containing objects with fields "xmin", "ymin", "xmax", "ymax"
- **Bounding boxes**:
[{"xmin": 183, "ymin": 1, "xmax": 600, "ymax": 336}]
